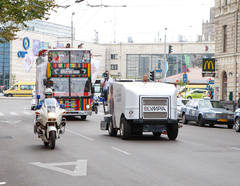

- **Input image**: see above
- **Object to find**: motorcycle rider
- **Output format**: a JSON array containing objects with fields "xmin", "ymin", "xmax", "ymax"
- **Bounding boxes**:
[
  {"xmin": 44, "ymin": 88, "xmax": 53, "ymax": 99},
  {"xmin": 34, "ymin": 88, "xmax": 54, "ymax": 133}
]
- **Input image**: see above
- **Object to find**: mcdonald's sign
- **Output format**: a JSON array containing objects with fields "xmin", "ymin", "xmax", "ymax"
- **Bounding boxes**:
[{"xmin": 202, "ymin": 59, "xmax": 215, "ymax": 71}]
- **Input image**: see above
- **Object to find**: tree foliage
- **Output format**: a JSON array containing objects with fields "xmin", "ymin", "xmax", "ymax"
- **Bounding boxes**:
[{"xmin": 0, "ymin": 0, "xmax": 57, "ymax": 43}]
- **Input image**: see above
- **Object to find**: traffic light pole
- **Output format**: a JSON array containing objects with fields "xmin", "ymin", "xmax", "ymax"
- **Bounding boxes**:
[{"xmin": 164, "ymin": 28, "xmax": 167, "ymax": 64}]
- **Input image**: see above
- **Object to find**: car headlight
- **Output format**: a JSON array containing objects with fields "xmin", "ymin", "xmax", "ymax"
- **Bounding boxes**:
[
  {"xmin": 86, "ymin": 104, "xmax": 90, "ymax": 109},
  {"xmin": 228, "ymin": 114, "xmax": 234, "ymax": 118},
  {"xmin": 48, "ymin": 112, "xmax": 56, "ymax": 117},
  {"xmin": 205, "ymin": 113, "xmax": 215, "ymax": 117}
]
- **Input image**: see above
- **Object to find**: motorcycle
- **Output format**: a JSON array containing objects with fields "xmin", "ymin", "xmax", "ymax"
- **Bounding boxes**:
[{"xmin": 33, "ymin": 98, "xmax": 66, "ymax": 149}]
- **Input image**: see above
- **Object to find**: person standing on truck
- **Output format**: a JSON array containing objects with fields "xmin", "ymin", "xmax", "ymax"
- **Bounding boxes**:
[
  {"xmin": 142, "ymin": 74, "xmax": 148, "ymax": 83},
  {"xmin": 100, "ymin": 70, "xmax": 114, "ymax": 104}
]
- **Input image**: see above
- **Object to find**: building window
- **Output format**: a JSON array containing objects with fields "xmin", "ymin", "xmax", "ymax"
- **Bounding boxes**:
[
  {"xmin": 111, "ymin": 64, "xmax": 118, "ymax": 70},
  {"xmin": 111, "ymin": 54, "xmax": 118, "ymax": 59},
  {"xmin": 225, "ymin": 0, "xmax": 229, "ymax": 5},
  {"xmin": 223, "ymin": 25, "xmax": 227, "ymax": 52}
]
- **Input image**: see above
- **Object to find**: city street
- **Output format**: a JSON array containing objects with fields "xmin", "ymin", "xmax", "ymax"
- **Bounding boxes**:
[{"xmin": 1, "ymin": 98, "xmax": 240, "ymax": 186}]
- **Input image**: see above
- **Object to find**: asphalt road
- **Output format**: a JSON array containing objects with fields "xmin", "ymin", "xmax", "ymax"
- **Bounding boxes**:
[{"xmin": 1, "ymin": 98, "xmax": 240, "ymax": 186}]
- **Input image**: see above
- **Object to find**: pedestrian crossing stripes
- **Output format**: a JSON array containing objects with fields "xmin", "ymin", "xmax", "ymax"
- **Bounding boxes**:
[{"xmin": 0, "ymin": 111, "xmax": 35, "ymax": 116}]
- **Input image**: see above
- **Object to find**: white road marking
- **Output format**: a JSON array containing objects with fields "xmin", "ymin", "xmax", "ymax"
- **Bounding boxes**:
[
  {"xmin": 66, "ymin": 129, "xmax": 94, "ymax": 141},
  {"xmin": 0, "ymin": 112, "xmax": 3, "ymax": 116},
  {"xmin": 10, "ymin": 112, "xmax": 18, "ymax": 115},
  {"xmin": 232, "ymin": 147, "xmax": 240, "ymax": 151},
  {"xmin": 111, "ymin": 147, "xmax": 130, "ymax": 155},
  {"xmin": 0, "ymin": 182, "xmax": 6, "ymax": 185},
  {"xmin": 0, "ymin": 121, "xmax": 11, "ymax": 124},
  {"xmin": 23, "ymin": 111, "xmax": 31, "ymax": 115},
  {"xmin": 30, "ymin": 160, "xmax": 87, "ymax": 176},
  {"xmin": 13, "ymin": 120, "xmax": 21, "ymax": 124}
]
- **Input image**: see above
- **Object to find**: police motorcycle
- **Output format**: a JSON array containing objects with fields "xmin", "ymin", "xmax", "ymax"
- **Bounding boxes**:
[{"xmin": 33, "ymin": 88, "xmax": 66, "ymax": 149}]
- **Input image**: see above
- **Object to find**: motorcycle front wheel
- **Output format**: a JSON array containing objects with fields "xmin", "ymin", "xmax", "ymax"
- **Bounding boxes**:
[{"xmin": 49, "ymin": 131, "xmax": 56, "ymax": 149}]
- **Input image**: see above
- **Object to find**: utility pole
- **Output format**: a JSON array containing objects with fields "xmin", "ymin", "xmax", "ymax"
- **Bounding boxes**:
[{"xmin": 71, "ymin": 12, "xmax": 75, "ymax": 47}]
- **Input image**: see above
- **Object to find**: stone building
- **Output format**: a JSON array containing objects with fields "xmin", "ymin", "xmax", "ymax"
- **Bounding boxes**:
[
  {"xmin": 214, "ymin": 0, "xmax": 239, "ymax": 101},
  {"xmin": 198, "ymin": 7, "xmax": 215, "ymax": 42}
]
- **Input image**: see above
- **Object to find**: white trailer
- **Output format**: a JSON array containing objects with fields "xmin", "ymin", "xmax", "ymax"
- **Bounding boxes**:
[{"xmin": 100, "ymin": 82, "xmax": 179, "ymax": 140}]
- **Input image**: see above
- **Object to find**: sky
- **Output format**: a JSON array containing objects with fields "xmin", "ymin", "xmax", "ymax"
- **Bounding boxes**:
[{"xmin": 47, "ymin": 0, "xmax": 215, "ymax": 44}]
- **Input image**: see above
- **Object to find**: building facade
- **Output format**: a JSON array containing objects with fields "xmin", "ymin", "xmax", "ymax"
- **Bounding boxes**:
[
  {"xmin": 103, "ymin": 42, "xmax": 214, "ymax": 80},
  {"xmin": 214, "ymin": 0, "xmax": 239, "ymax": 101}
]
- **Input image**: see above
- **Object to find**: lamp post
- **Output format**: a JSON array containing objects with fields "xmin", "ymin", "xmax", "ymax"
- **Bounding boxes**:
[{"xmin": 71, "ymin": 12, "xmax": 75, "ymax": 47}]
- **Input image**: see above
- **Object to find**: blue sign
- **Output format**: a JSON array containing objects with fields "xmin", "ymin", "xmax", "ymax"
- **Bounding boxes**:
[
  {"xmin": 23, "ymin": 37, "xmax": 30, "ymax": 50},
  {"xmin": 209, "ymin": 80, "xmax": 214, "ymax": 84},
  {"xmin": 17, "ymin": 51, "xmax": 28, "ymax": 58},
  {"xmin": 183, "ymin": 73, "xmax": 187, "ymax": 82},
  {"xmin": 156, "ymin": 69, "xmax": 162, "ymax": 73},
  {"xmin": 206, "ymin": 85, "xmax": 209, "ymax": 90}
]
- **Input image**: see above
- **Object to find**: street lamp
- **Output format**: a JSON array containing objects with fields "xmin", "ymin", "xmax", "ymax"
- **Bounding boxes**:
[{"xmin": 71, "ymin": 12, "xmax": 75, "ymax": 47}]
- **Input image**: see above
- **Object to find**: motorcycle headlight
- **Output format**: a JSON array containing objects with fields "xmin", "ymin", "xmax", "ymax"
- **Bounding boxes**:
[
  {"xmin": 205, "ymin": 113, "xmax": 215, "ymax": 117},
  {"xmin": 48, "ymin": 112, "xmax": 56, "ymax": 118},
  {"xmin": 86, "ymin": 104, "xmax": 90, "ymax": 109}
]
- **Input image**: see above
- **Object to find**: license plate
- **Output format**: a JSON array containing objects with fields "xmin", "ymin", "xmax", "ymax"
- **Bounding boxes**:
[{"xmin": 218, "ymin": 119, "xmax": 227, "ymax": 122}]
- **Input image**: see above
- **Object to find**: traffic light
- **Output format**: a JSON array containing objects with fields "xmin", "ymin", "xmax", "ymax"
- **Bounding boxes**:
[
  {"xmin": 168, "ymin": 45, "xmax": 173, "ymax": 54},
  {"xmin": 150, "ymin": 71, "xmax": 155, "ymax": 81}
]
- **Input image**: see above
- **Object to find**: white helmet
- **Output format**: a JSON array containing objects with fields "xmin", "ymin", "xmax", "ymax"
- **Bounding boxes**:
[{"xmin": 44, "ymin": 88, "xmax": 53, "ymax": 98}]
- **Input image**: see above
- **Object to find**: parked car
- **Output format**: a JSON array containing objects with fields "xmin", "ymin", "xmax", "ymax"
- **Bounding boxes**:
[
  {"xmin": 177, "ymin": 98, "xmax": 189, "ymax": 122},
  {"xmin": 181, "ymin": 98, "xmax": 234, "ymax": 128},
  {"xmin": 182, "ymin": 89, "xmax": 208, "ymax": 99},
  {"xmin": 234, "ymin": 109, "xmax": 240, "ymax": 132}
]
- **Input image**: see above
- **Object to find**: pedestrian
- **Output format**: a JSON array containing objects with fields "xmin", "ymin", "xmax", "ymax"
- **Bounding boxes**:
[
  {"xmin": 66, "ymin": 43, "xmax": 70, "ymax": 48},
  {"xmin": 208, "ymin": 91, "xmax": 213, "ymax": 99},
  {"xmin": 142, "ymin": 74, "xmax": 148, "ymax": 83},
  {"xmin": 78, "ymin": 43, "xmax": 83, "ymax": 49},
  {"xmin": 201, "ymin": 90, "xmax": 207, "ymax": 99},
  {"xmin": 100, "ymin": 70, "xmax": 114, "ymax": 104}
]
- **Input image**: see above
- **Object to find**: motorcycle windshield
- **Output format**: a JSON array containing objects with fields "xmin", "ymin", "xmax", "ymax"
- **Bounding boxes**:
[{"xmin": 45, "ymin": 99, "xmax": 57, "ymax": 112}]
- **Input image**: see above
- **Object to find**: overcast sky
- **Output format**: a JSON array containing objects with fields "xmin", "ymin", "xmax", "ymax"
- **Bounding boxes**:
[{"xmin": 47, "ymin": 0, "xmax": 215, "ymax": 44}]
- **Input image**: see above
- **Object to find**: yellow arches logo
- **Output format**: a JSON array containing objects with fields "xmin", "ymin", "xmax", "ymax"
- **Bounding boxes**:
[{"xmin": 202, "ymin": 59, "xmax": 215, "ymax": 71}]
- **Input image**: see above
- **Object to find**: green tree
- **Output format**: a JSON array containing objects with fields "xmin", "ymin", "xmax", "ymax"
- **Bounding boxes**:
[
  {"xmin": 10, "ymin": 73, "xmax": 17, "ymax": 86},
  {"xmin": 0, "ymin": 0, "xmax": 57, "ymax": 43}
]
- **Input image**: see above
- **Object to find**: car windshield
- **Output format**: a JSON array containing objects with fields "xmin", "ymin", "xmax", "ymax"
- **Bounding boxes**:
[
  {"xmin": 177, "ymin": 99, "xmax": 189, "ymax": 106},
  {"xmin": 199, "ymin": 100, "xmax": 225, "ymax": 109}
]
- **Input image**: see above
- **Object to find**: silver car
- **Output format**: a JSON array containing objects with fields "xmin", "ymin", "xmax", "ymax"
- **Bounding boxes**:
[{"xmin": 177, "ymin": 98, "xmax": 189, "ymax": 122}]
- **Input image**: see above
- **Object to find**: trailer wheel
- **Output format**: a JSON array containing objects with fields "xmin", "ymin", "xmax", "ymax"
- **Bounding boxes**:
[
  {"xmin": 167, "ymin": 123, "xmax": 178, "ymax": 140},
  {"xmin": 120, "ymin": 116, "xmax": 131, "ymax": 140},
  {"xmin": 108, "ymin": 119, "xmax": 117, "ymax": 136}
]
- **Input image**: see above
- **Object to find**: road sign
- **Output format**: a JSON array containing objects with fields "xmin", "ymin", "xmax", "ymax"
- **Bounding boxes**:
[
  {"xmin": 156, "ymin": 69, "xmax": 162, "ymax": 73},
  {"xmin": 209, "ymin": 80, "xmax": 214, "ymax": 84},
  {"xmin": 183, "ymin": 73, "xmax": 187, "ymax": 82},
  {"xmin": 206, "ymin": 85, "xmax": 209, "ymax": 91},
  {"xmin": 183, "ymin": 66, "xmax": 187, "ymax": 73}
]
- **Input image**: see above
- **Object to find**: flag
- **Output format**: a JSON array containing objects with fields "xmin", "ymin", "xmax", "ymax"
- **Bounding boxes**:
[
  {"xmin": 164, "ymin": 62, "xmax": 168, "ymax": 82},
  {"xmin": 22, "ymin": 51, "xmax": 34, "ymax": 72},
  {"xmin": 91, "ymin": 59, "xmax": 101, "ymax": 84}
]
